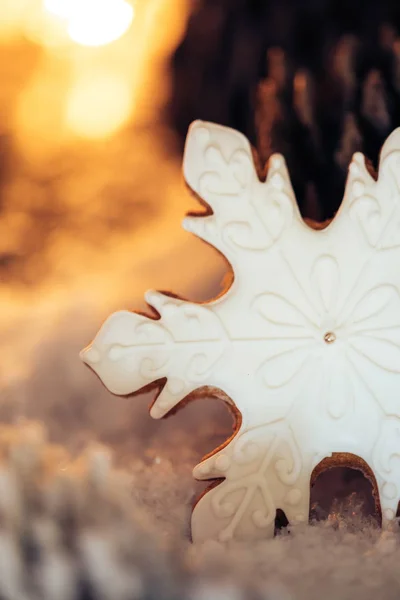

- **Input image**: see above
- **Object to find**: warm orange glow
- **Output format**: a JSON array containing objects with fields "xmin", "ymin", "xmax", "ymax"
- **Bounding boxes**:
[
  {"xmin": 0, "ymin": 0, "xmax": 30, "ymax": 41},
  {"xmin": 44, "ymin": 0, "xmax": 134, "ymax": 47},
  {"xmin": 66, "ymin": 72, "xmax": 132, "ymax": 139},
  {"xmin": 14, "ymin": 65, "xmax": 69, "ymax": 161}
]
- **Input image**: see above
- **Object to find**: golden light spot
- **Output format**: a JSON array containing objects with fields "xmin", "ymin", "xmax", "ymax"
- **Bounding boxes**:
[
  {"xmin": 66, "ymin": 72, "xmax": 132, "ymax": 139},
  {"xmin": 43, "ymin": 0, "xmax": 134, "ymax": 47}
]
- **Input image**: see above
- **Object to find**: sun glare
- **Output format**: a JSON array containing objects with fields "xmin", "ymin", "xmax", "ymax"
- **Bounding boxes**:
[{"xmin": 43, "ymin": 0, "xmax": 134, "ymax": 47}]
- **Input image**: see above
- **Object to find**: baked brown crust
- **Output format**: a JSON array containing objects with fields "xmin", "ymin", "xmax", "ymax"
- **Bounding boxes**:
[{"xmin": 310, "ymin": 452, "xmax": 382, "ymax": 522}]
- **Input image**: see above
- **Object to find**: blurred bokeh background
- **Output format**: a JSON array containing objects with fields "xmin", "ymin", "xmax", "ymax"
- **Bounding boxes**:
[
  {"xmin": 3, "ymin": 0, "xmax": 400, "ymax": 282},
  {"xmin": 3, "ymin": 0, "xmax": 400, "ymax": 293},
  {"xmin": 170, "ymin": 0, "xmax": 400, "ymax": 220},
  {"xmin": 2, "ymin": 0, "xmax": 400, "ymax": 537},
  {"xmin": 0, "ymin": 0, "xmax": 233, "ymax": 516}
]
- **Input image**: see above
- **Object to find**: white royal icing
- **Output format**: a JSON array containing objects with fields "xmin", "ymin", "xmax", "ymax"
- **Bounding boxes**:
[{"xmin": 81, "ymin": 120, "xmax": 400, "ymax": 542}]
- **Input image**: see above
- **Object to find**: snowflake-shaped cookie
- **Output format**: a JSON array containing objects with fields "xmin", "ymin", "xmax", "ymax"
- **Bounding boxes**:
[{"xmin": 81, "ymin": 121, "xmax": 400, "ymax": 542}]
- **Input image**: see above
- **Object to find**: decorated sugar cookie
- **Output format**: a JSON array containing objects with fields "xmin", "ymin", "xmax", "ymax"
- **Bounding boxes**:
[{"xmin": 81, "ymin": 121, "xmax": 400, "ymax": 542}]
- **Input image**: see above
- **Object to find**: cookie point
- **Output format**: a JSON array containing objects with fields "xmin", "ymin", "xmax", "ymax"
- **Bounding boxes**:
[
  {"xmin": 182, "ymin": 217, "xmax": 193, "ymax": 232},
  {"xmin": 149, "ymin": 404, "xmax": 164, "ymax": 419},
  {"xmin": 144, "ymin": 289, "xmax": 156, "ymax": 303},
  {"xmin": 194, "ymin": 461, "xmax": 211, "ymax": 479},
  {"xmin": 80, "ymin": 347, "xmax": 100, "ymax": 365},
  {"xmin": 352, "ymin": 151, "xmax": 364, "ymax": 164},
  {"xmin": 270, "ymin": 154, "xmax": 284, "ymax": 169}
]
